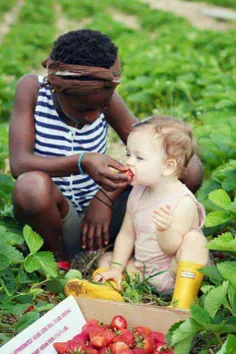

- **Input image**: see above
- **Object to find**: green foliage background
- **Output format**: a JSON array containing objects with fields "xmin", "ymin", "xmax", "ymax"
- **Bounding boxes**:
[{"xmin": 0, "ymin": 0, "xmax": 235, "ymax": 352}]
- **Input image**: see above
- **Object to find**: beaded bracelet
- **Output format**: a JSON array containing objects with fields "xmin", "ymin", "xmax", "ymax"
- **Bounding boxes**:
[{"xmin": 78, "ymin": 152, "xmax": 87, "ymax": 175}]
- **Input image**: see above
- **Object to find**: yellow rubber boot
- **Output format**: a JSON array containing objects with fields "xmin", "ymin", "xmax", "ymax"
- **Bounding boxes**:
[
  {"xmin": 171, "ymin": 261, "xmax": 204, "ymax": 309},
  {"xmin": 64, "ymin": 267, "xmax": 123, "ymax": 302}
]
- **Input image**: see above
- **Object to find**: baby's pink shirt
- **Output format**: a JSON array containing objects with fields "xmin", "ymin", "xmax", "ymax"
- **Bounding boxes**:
[{"xmin": 129, "ymin": 183, "xmax": 206, "ymax": 293}]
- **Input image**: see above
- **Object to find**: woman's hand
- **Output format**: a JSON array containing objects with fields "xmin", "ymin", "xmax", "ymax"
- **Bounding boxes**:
[
  {"xmin": 93, "ymin": 267, "xmax": 123, "ymax": 291},
  {"xmin": 81, "ymin": 153, "xmax": 130, "ymax": 191},
  {"xmin": 80, "ymin": 194, "xmax": 113, "ymax": 252}
]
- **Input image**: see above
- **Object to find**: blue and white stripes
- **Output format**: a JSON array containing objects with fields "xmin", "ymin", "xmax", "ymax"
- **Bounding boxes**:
[{"xmin": 34, "ymin": 77, "xmax": 109, "ymax": 211}]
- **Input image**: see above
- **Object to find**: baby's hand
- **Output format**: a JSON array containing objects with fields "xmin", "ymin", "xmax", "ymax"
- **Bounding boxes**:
[
  {"xmin": 93, "ymin": 267, "xmax": 123, "ymax": 291},
  {"xmin": 152, "ymin": 204, "xmax": 172, "ymax": 231}
]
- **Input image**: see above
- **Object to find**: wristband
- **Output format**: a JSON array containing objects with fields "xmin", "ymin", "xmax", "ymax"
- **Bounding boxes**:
[
  {"xmin": 78, "ymin": 152, "xmax": 87, "ymax": 175},
  {"xmin": 111, "ymin": 261, "xmax": 124, "ymax": 269}
]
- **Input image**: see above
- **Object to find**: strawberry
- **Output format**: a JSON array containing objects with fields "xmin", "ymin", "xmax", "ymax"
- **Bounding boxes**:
[
  {"xmin": 125, "ymin": 169, "xmax": 134, "ymax": 181},
  {"xmin": 150, "ymin": 332, "xmax": 165, "ymax": 345},
  {"xmin": 103, "ymin": 331, "xmax": 116, "ymax": 345},
  {"xmin": 110, "ymin": 316, "xmax": 127, "ymax": 330},
  {"xmin": 87, "ymin": 347, "xmax": 98, "ymax": 354},
  {"xmin": 116, "ymin": 349, "xmax": 133, "ymax": 354},
  {"xmin": 90, "ymin": 335, "xmax": 107, "ymax": 349},
  {"xmin": 135, "ymin": 335, "xmax": 154, "ymax": 354},
  {"xmin": 73, "ymin": 332, "xmax": 89, "ymax": 343},
  {"xmin": 67, "ymin": 340, "xmax": 87, "ymax": 352},
  {"xmin": 84, "ymin": 319, "xmax": 99, "ymax": 327},
  {"xmin": 53, "ymin": 342, "xmax": 67, "ymax": 354},
  {"xmin": 98, "ymin": 347, "xmax": 112, "ymax": 354},
  {"xmin": 133, "ymin": 348, "xmax": 146, "ymax": 354},
  {"xmin": 133, "ymin": 327, "xmax": 152, "ymax": 337},
  {"xmin": 110, "ymin": 341, "xmax": 129, "ymax": 354},
  {"xmin": 112, "ymin": 329, "xmax": 134, "ymax": 348},
  {"xmin": 25, "ymin": 305, "xmax": 35, "ymax": 313}
]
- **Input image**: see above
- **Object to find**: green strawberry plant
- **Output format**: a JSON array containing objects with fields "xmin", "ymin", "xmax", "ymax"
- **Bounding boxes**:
[
  {"xmin": 0, "ymin": 225, "xmax": 59, "ymax": 342},
  {"xmin": 167, "ymin": 232, "xmax": 236, "ymax": 353}
]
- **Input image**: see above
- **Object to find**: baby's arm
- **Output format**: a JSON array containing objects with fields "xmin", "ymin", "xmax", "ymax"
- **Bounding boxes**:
[
  {"xmin": 94, "ymin": 197, "xmax": 136, "ymax": 286},
  {"xmin": 152, "ymin": 196, "xmax": 197, "ymax": 255}
]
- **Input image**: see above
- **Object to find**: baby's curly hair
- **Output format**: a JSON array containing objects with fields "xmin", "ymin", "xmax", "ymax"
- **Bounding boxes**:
[
  {"xmin": 132, "ymin": 116, "xmax": 197, "ymax": 177},
  {"xmin": 50, "ymin": 29, "xmax": 118, "ymax": 68}
]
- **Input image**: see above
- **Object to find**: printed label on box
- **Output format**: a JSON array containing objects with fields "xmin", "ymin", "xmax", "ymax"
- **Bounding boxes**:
[{"xmin": 0, "ymin": 296, "xmax": 86, "ymax": 354}]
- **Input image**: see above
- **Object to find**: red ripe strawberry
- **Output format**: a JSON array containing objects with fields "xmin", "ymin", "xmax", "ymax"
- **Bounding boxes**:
[
  {"xmin": 84, "ymin": 319, "xmax": 99, "ymax": 327},
  {"xmin": 150, "ymin": 332, "xmax": 165, "ymax": 345},
  {"xmin": 25, "ymin": 305, "xmax": 35, "ymax": 313},
  {"xmin": 98, "ymin": 347, "xmax": 112, "ymax": 354},
  {"xmin": 112, "ymin": 329, "xmax": 134, "ymax": 348},
  {"xmin": 67, "ymin": 340, "xmax": 87, "ymax": 352},
  {"xmin": 133, "ymin": 327, "xmax": 152, "ymax": 337},
  {"xmin": 53, "ymin": 342, "xmax": 67, "ymax": 354},
  {"xmin": 110, "ymin": 316, "xmax": 127, "ymax": 330},
  {"xmin": 133, "ymin": 348, "xmax": 146, "ymax": 354},
  {"xmin": 90, "ymin": 335, "xmax": 107, "ymax": 349},
  {"xmin": 87, "ymin": 347, "xmax": 98, "ymax": 354},
  {"xmin": 142, "ymin": 336, "xmax": 155, "ymax": 354},
  {"xmin": 116, "ymin": 349, "xmax": 133, "ymax": 354},
  {"xmin": 103, "ymin": 331, "xmax": 116, "ymax": 345},
  {"xmin": 73, "ymin": 332, "xmax": 89, "ymax": 343},
  {"xmin": 135, "ymin": 335, "xmax": 154, "ymax": 354},
  {"xmin": 110, "ymin": 341, "xmax": 129, "ymax": 354},
  {"xmin": 125, "ymin": 169, "xmax": 134, "ymax": 181}
]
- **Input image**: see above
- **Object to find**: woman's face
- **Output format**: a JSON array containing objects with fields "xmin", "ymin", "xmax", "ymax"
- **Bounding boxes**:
[{"xmin": 55, "ymin": 57, "xmax": 121, "ymax": 126}]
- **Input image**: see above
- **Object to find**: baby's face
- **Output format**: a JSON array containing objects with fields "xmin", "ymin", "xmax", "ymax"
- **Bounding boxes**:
[{"xmin": 126, "ymin": 129, "xmax": 166, "ymax": 187}]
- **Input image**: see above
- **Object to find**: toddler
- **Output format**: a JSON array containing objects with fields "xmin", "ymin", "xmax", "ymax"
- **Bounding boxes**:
[{"xmin": 78, "ymin": 116, "xmax": 209, "ymax": 309}]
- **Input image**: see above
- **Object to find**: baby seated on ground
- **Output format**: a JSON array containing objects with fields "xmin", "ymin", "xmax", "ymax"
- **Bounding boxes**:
[{"xmin": 74, "ymin": 116, "xmax": 209, "ymax": 309}]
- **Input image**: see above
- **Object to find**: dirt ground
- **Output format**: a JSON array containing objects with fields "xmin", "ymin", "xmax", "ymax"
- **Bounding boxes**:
[{"xmin": 141, "ymin": 0, "xmax": 236, "ymax": 30}]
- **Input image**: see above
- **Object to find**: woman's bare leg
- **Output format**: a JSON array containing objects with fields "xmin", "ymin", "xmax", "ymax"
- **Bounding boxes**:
[{"xmin": 13, "ymin": 171, "xmax": 69, "ymax": 261}]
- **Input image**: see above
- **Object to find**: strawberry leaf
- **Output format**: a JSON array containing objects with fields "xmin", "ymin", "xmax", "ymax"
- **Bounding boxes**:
[
  {"xmin": 205, "ymin": 210, "xmax": 231, "ymax": 227},
  {"xmin": 23, "ymin": 225, "xmax": 43, "ymax": 254},
  {"xmin": 204, "ymin": 281, "xmax": 228, "ymax": 318},
  {"xmin": 206, "ymin": 233, "xmax": 236, "ymax": 252},
  {"xmin": 217, "ymin": 262, "xmax": 236, "ymax": 290},
  {"xmin": 209, "ymin": 189, "xmax": 231, "ymax": 210}
]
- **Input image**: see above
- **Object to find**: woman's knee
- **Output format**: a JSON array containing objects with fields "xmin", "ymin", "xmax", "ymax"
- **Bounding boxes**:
[{"xmin": 13, "ymin": 171, "xmax": 53, "ymax": 215}]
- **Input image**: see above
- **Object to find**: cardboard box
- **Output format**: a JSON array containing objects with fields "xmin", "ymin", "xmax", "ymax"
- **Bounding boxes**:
[
  {"xmin": 0, "ymin": 296, "xmax": 190, "ymax": 354},
  {"xmin": 77, "ymin": 298, "xmax": 189, "ymax": 334}
]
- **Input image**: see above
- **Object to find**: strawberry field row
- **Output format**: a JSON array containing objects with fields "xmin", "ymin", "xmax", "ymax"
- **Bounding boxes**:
[{"xmin": 0, "ymin": 0, "xmax": 56, "ymax": 121}]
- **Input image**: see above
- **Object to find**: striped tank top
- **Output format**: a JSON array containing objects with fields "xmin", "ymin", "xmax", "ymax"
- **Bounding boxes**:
[{"xmin": 34, "ymin": 76, "xmax": 109, "ymax": 212}]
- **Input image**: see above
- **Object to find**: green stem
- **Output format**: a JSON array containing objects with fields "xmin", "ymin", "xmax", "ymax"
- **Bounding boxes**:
[{"xmin": 214, "ymin": 332, "xmax": 223, "ymax": 346}]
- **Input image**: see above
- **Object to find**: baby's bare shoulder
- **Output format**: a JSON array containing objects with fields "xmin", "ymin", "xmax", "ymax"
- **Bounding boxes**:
[{"xmin": 174, "ymin": 195, "xmax": 197, "ymax": 217}]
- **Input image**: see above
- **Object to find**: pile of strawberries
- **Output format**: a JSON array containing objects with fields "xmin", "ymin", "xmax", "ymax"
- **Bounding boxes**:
[{"xmin": 53, "ymin": 315, "xmax": 173, "ymax": 354}]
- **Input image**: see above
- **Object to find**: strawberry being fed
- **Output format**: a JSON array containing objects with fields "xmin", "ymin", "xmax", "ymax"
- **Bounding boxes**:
[{"xmin": 125, "ymin": 169, "xmax": 134, "ymax": 182}]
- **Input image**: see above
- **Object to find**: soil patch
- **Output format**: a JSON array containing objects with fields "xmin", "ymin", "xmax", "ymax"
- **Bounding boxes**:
[{"xmin": 140, "ymin": 0, "xmax": 236, "ymax": 30}]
